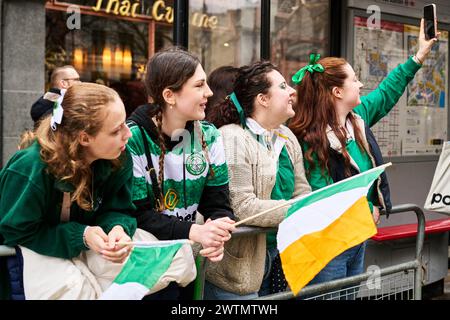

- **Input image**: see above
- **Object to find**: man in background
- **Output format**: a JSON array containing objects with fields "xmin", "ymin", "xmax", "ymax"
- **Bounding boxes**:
[{"xmin": 30, "ymin": 65, "xmax": 80, "ymax": 126}]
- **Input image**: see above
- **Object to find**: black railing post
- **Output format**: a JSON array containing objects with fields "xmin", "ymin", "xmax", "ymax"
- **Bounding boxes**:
[
  {"xmin": 173, "ymin": 0, "xmax": 189, "ymax": 49},
  {"xmin": 260, "ymin": 0, "xmax": 270, "ymax": 60},
  {"xmin": 329, "ymin": 0, "xmax": 343, "ymax": 56}
]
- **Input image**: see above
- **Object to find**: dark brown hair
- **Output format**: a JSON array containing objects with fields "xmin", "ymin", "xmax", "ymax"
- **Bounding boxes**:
[
  {"xmin": 289, "ymin": 57, "xmax": 366, "ymax": 178},
  {"xmin": 208, "ymin": 61, "xmax": 278, "ymax": 128},
  {"xmin": 145, "ymin": 47, "xmax": 200, "ymax": 108},
  {"xmin": 205, "ymin": 66, "xmax": 239, "ymax": 124},
  {"xmin": 144, "ymin": 47, "xmax": 213, "ymax": 211}
]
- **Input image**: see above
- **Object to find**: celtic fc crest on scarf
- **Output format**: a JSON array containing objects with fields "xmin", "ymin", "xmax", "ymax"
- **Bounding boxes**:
[{"xmin": 185, "ymin": 153, "xmax": 207, "ymax": 175}]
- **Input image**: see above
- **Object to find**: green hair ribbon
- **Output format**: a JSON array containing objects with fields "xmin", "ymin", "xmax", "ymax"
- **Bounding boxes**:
[
  {"xmin": 229, "ymin": 92, "xmax": 247, "ymax": 128},
  {"xmin": 292, "ymin": 53, "xmax": 325, "ymax": 85}
]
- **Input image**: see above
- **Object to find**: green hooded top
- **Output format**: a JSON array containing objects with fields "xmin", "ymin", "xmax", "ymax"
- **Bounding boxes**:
[
  {"xmin": 0, "ymin": 142, "xmax": 137, "ymax": 299},
  {"xmin": 303, "ymin": 56, "xmax": 422, "ymax": 209}
]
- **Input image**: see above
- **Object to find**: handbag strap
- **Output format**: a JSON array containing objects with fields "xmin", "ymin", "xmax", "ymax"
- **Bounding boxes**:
[{"xmin": 60, "ymin": 192, "xmax": 71, "ymax": 222}]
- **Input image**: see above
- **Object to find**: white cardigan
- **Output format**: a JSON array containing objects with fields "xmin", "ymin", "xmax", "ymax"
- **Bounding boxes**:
[{"xmin": 205, "ymin": 123, "xmax": 311, "ymax": 295}]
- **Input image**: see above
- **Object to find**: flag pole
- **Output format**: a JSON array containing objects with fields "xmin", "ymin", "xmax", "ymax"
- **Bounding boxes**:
[
  {"xmin": 233, "ymin": 162, "xmax": 392, "ymax": 228},
  {"xmin": 116, "ymin": 240, "xmax": 194, "ymax": 246},
  {"xmin": 234, "ymin": 198, "xmax": 297, "ymax": 227}
]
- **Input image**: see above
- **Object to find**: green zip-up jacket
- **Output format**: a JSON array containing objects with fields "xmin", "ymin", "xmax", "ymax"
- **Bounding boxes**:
[
  {"xmin": 303, "ymin": 56, "xmax": 421, "ymax": 201},
  {"xmin": 0, "ymin": 142, "xmax": 137, "ymax": 258}
]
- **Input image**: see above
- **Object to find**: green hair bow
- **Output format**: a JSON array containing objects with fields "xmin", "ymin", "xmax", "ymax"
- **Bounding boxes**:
[
  {"xmin": 229, "ymin": 92, "xmax": 247, "ymax": 128},
  {"xmin": 292, "ymin": 53, "xmax": 325, "ymax": 85}
]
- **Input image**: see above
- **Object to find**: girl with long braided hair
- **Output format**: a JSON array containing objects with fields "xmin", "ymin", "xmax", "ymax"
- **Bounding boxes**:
[
  {"xmin": 126, "ymin": 47, "xmax": 235, "ymax": 299},
  {"xmin": 204, "ymin": 61, "xmax": 311, "ymax": 299}
]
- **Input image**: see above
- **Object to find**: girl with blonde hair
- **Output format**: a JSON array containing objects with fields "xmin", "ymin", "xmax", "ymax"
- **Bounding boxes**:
[{"xmin": 0, "ymin": 83, "xmax": 194, "ymax": 300}]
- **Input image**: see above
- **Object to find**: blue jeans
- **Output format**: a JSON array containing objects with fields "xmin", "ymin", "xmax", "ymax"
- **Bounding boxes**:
[
  {"xmin": 203, "ymin": 281, "xmax": 258, "ymax": 300},
  {"xmin": 204, "ymin": 247, "xmax": 277, "ymax": 300},
  {"xmin": 305, "ymin": 241, "xmax": 366, "ymax": 300}
]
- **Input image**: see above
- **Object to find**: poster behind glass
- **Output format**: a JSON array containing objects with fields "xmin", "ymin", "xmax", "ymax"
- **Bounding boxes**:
[{"xmin": 353, "ymin": 16, "xmax": 448, "ymax": 157}]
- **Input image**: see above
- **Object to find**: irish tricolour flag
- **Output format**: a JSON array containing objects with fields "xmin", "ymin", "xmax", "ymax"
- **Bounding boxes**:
[
  {"xmin": 277, "ymin": 164, "xmax": 389, "ymax": 295},
  {"xmin": 100, "ymin": 239, "xmax": 195, "ymax": 300}
]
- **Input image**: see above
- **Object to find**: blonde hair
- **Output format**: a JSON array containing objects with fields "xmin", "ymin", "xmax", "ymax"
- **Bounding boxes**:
[
  {"xmin": 17, "ymin": 130, "xmax": 36, "ymax": 150},
  {"xmin": 30, "ymin": 83, "xmax": 121, "ymax": 210}
]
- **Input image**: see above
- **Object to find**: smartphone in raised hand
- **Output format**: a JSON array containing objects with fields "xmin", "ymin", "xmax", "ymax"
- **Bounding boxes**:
[{"xmin": 424, "ymin": 4, "xmax": 437, "ymax": 40}]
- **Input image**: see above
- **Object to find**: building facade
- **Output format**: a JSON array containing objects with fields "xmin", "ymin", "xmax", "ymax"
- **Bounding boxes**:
[{"xmin": 1, "ymin": 0, "xmax": 335, "ymax": 164}]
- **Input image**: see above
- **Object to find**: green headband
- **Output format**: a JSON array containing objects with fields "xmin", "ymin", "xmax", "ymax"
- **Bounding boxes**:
[
  {"xmin": 292, "ymin": 53, "xmax": 325, "ymax": 85},
  {"xmin": 229, "ymin": 92, "xmax": 246, "ymax": 128}
]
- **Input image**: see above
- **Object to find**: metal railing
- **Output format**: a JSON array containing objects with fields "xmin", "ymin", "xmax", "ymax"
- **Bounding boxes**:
[
  {"xmin": 0, "ymin": 204, "xmax": 426, "ymax": 300},
  {"xmin": 195, "ymin": 203, "xmax": 426, "ymax": 300},
  {"xmin": 193, "ymin": 225, "xmax": 277, "ymax": 300}
]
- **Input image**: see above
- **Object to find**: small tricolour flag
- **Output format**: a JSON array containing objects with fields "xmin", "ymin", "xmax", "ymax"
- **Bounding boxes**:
[
  {"xmin": 277, "ymin": 164, "xmax": 389, "ymax": 296},
  {"xmin": 100, "ymin": 239, "xmax": 196, "ymax": 300}
]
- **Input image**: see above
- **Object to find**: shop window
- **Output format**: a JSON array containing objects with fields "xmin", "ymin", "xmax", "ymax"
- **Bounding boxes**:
[
  {"xmin": 270, "ymin": 0, "xmax": 330, "ymax": 83},
  {"xmin": 189, "ymin": 0, "xmax": 261, "ymax": 74},
  {"xmin": 45, "ymin": 1, "xmax": 157, "ymax": 114}
]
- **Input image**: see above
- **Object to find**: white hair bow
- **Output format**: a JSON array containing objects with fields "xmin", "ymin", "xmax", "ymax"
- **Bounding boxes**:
[{"xmin": 50, "ymin": 89, "xmax": 67, "ymax": 131}]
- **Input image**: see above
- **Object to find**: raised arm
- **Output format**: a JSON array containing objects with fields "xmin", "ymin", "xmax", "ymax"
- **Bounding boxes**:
[{"xmin": 354, "ymin": 18, "xmax": 438, "ymax": 126}]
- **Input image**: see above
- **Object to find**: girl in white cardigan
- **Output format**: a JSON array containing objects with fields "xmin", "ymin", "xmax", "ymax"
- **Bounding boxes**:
[{"xmin": 204, "ymin": 61, "xmax": 311, "ymax": 299}]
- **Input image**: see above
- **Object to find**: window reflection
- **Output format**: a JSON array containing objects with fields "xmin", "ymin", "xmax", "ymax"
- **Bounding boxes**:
[
  {"xmin": 189, "ymin": 0, "xmax": 261, "ymax": 74},
  {"xmin": 270, "ymin": 0, "xmax": 330, "ymax": 83},
  {"xmin": 46, "ymin": 0, "xmax": 330, "ymax": 113},
  {"xmin": 46, "ymin": 9, "xmax": 151, "ymax": 115}
]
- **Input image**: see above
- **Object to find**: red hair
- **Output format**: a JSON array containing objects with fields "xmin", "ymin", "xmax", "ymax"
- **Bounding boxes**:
[{"xmin": 289, "ymin": 57, "xmax": 366, "ymax": 178}]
